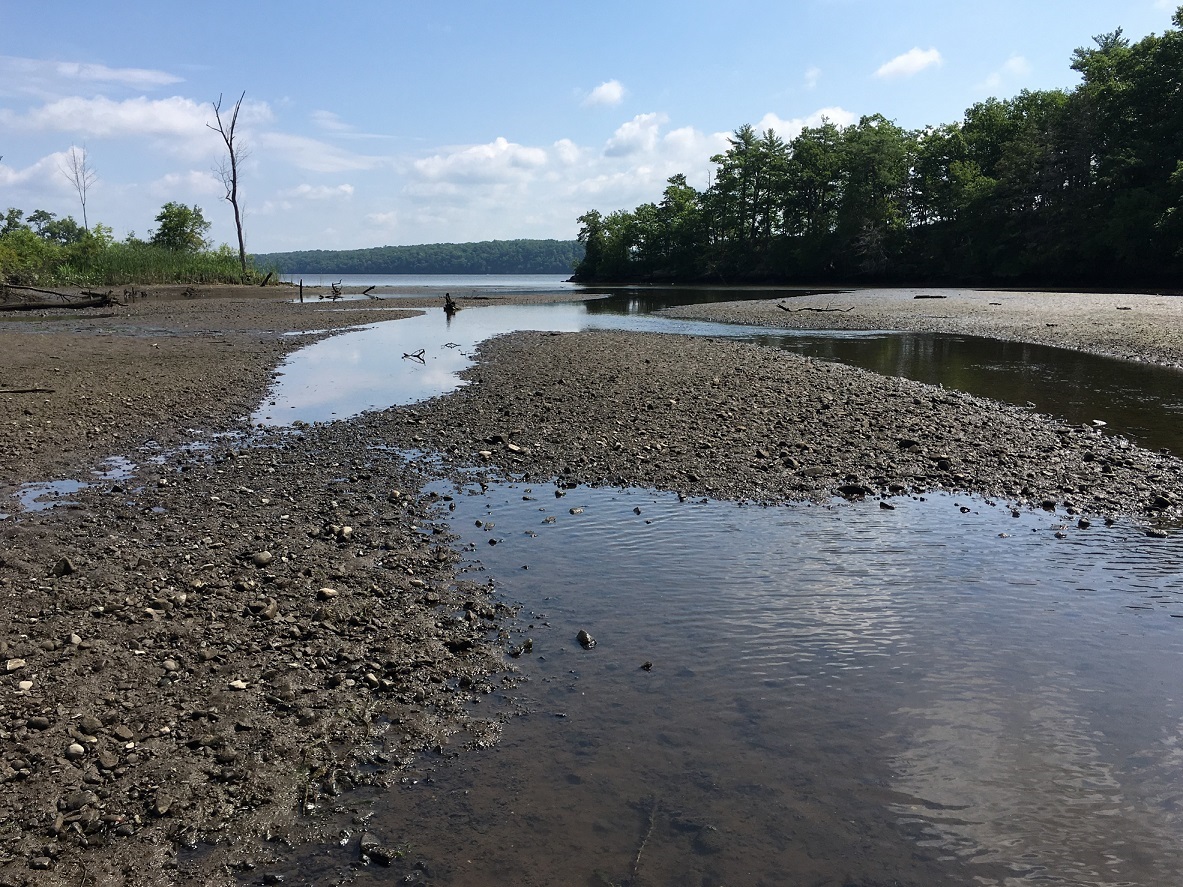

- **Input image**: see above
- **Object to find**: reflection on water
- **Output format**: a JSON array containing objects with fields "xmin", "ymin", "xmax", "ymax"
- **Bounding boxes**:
[
  {"xmin": 262, "ymin": 298, "xmax": 1183, "ymax": 453},
  {"xmin": 330, "ymin": 484, "xmax": 1183, "ymax": 886}
]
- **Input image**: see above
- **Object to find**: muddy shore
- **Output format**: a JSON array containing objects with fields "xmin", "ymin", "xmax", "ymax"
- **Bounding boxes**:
[
  {"xmin": 661, "ymin": 287, "xmax": 1183, "ymax": 367},
  {"xmin": 1, "ymin": 283, "xmax": 1182, "ymax": 885}
]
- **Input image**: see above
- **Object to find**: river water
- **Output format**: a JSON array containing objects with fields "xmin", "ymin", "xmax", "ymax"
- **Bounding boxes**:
[{"xmin": 256, "ymin": 281, "xmax": 1183, "ymax": 885}]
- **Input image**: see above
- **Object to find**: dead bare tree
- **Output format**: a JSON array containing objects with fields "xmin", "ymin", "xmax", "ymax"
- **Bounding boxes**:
[
  {"xmin": 61, "ymin": 145, "xmax": 96, "ymax": 231},
  {"xmin": 209, "ymin": 91, "xmax": 248, "ymax": 277}
]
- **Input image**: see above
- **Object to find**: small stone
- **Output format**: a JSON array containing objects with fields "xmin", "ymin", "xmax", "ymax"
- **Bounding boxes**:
[
  {"xmin": 31, "ymin": 857, "xmax": 52, "ymax": 870},
  {"xmin": 251, "ymin": 551, "xmax": 274, "ymax": 567},
  {"xmin": 78, "ymin": 714, "xmax": 103, "ymax": 735},
  {"xmin": 162, "ymin": 659, "xmax": 180, "ymax": 672},
  {"xmin": 5, "ymin": 658, "xmax": 26, "ymax": 672},
  {"xmin": 228, "ymin": 679, "xmax": 248, "ymax": 690},
  {"xmin": 65, "ymin": 742, "xmax": 86, "ymax": 760},
  {"xmin": 113, "ymin": 725, "xmax": 135, "ymax": 741},
  {"xmin": 1077, "ymin": 518, "xmax": 1091, "ymax": 529},
  {"xmin": 64, "ymin": 790, "xmax": 98, "ymax": 811},
  {"xmin": 69, "ymin": 633, "xmax": 82, "ymax": 646},
  {"xmin": 318, "ymin": 588, "xmax": 339, "ymax": 600},
  {"xmin": 27, "ymin": 715, "xmax": 51, "ymax": 730},
  {"xmin": 1146, "ymin": 528, "xmax": 1169, "ymax": 539},
  {"xmin": 359, "ymin": 833, "xmax": 399, "ymax": 866},
  {"xmin": 18, "ymin": 680, "xmax": 33, "ymax": 692},
  {"xmin": 577, "ymin": 629, "xmax": 596, "ymax": 649},
  {"xmin": 51, "ymin": 557, "xmax": 76, "ymax": 577}
]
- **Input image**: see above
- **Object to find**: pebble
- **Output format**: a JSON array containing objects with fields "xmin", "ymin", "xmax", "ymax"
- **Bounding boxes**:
[
  {"xmin": 577, "ymin": 629, "xmax": 596, "ymax": 649},
  {"xmin": 79, "ymin": 714, "xmax": 103, "ymax": 735},
  {"xmin": 65, "ymin": 742, "xmax": 86, "ymax": 760},
  {"xmin": 252, "ymin": 551, "xmax": 274, "ymax": 567},
  {"xmin": 64, "ymin": 790, "xmax": 98, "ymax": 811},
  {"xmin": 228, "ymin": 679, "xmax": 249, "ymax": 690},
  {"xmin": 5, "ymin": 658, "xmax": 26, "ymax": 672}
]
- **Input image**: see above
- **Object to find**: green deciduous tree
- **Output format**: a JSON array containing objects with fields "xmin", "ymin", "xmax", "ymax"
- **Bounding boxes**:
[{"xmin": 150, "ymin": 202, "xmax": 211, "ymax": 252}]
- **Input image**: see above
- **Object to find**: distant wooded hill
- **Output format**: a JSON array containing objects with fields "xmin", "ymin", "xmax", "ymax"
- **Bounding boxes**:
[{"xmin": 251, "ymin": 239, "xmax": 584, "ymax": 275}]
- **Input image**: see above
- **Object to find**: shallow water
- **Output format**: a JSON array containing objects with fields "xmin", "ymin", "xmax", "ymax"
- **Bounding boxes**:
[
  {"xmin": 293, "ymin": 481, "xmax": 1183, "ymax": 886},
  {"xmin": 241, "ymin": 284, "xmax": 1183, "ymax": 883},
  {"xmin": 261, "ymin": 296, "xmax": 1183, "ymax": 453}
]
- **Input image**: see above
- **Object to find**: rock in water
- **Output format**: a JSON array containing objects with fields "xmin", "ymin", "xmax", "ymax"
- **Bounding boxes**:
[{"xmin": 577, "ymin": 629, "xmax": 596, "ymax": 649}]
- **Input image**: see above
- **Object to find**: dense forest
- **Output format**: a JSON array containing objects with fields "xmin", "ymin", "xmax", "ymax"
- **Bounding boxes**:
[
  {"xmin": 252, "ymin": 239, "xmax": 584, "ymax": 275},
  {"xmin": 573, "ymin": 9, "xmax": 1183, "ymax": 287}
]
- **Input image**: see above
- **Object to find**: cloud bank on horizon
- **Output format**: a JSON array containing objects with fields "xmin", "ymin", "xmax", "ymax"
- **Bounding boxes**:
[{"xmin": 0, "ymin": 2, "xmax": 1174, "ymax": 253}]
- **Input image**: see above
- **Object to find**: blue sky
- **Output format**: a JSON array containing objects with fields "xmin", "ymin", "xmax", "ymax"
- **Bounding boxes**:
[{"xmin": 1, "ymin": 1, "xmax": 1176, "ymax": 252}]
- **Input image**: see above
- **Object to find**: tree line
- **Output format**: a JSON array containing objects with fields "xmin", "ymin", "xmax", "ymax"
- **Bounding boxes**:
[
  {"xmin": 573, "ymin": 9, "xmax": 1183, "ymax": 287},
  {"xmin": 0, "ymin": 202, "xmax": 260, "ymax": 287},
  {"xmin": 252, "ymin": 239, "xmax": 585, "ymax": 275}
]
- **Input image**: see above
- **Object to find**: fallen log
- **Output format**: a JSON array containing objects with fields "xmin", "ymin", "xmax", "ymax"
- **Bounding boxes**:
[
  {"xmin": 0, "ymin": 296, "xmax": 121, "ymax": 311},
  {"xmin": 0, "ymin": 387, "xmax": 55, "ymax": 394}
]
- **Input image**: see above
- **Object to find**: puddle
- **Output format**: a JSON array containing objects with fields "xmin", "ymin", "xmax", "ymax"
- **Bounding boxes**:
[
  {"xmin": 2, "ymin": 455, "xmax": 139, "ymax": 519},
  {"xmin": 317, "ymin": 482, "xmax": 1183, "ymax": 886},
  {"xmin": 259, "ymin": 296, "xmax": 1183, "ymax": 454}
]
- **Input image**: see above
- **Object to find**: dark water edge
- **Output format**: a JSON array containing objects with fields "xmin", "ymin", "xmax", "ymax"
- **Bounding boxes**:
[{"xmin": 242, "ymin": 480, "xmax": 1183, "ymax": 887}]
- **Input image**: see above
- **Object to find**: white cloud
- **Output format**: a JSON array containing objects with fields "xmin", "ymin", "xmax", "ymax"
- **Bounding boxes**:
[
  {"xmin": 257, "ymin": 132, "xmax": 390, "ymax": 173},
  {"xmin": 366, "ymin": 211, "xmax": 398, "ymax": 228},
  {"xmin": 0, "ymin": 55, "xmax": 181, "ymax": 100},
  {"xmin": 604, "ymin": 112, "xmax": 668, "ymax": 157},
  {"xmin": 0, "ymin": 151, "xmax": 79, "ymax": 191},
  {"xmin": 413, "ymin": 137, "xmax": 549, "ymax": 184},
  {"xmin": 0, "ymin": 95, "xmax": 210, "ymax": 139},
  {"xmin": 583, "ymin": 79, "xmax": 626, "ymax": 107},
  {"xmin": 148, "ymin": 170, "xmax": 223, "ymax": 198},
  {"xmin": 981, "ymin": 55, "xmax": 1032, "ymax": 92},
  {"xmin": 279, "ymin": 183, "xmax": 355, "ymax": 200},
  {"xmin": 310, "ymin": 110, "xmax": 353, "ymax": 133},
  {"xmin": 754, "ymin": 107, "xmax": 857, "ymax": 140},
  {"xmin": 874, "ymin": 47, "xmax": 943, "ymax": 79},
  {"xmin": 804, "ymin": 66, "xmax": 821, "ymax": 90},
  {"xmin": 553, "ymin": 138, "xmax": 581, "ymax": 165}
]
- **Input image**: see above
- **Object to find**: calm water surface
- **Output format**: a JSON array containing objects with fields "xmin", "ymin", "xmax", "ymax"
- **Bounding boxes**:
[{"xmin": 290, "ymin": 481, "xmax": 1183, "ymax": 886}]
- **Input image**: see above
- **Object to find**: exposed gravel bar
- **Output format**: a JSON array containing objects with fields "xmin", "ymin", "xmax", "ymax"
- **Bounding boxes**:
[
  {"xmin": 661, "ymin": 287, "xmax": 1183, "ymax": 367},
  {"xmin": 0, "ymin": 287, "xmax": 514, "ymax": 887},
  {"xmin": 363, "ymin": 329, "xmax": 1183, "ymax": 524},
  {"xmin": 1, "ymin": 285, "xmax": 1182, "ymax": 885}
]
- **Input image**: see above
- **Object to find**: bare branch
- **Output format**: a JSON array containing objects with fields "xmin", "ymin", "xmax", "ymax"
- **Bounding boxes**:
[{"xmin": 60, "ymin": 145, "xmax": 97, "ymax": 231}]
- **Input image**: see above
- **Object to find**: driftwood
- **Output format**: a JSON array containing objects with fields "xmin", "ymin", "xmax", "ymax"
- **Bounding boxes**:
[
  {"xmin": 913, "ymin": 294, "xmax": 947, "ymax": 299},
  {"xmin": 779, "ymin": 303, "xmax": 855, "ymax": 313},
  {"xmin": 1, "ymin": 295, "xmax": 121, "ymax": 311},
  {"xmin": 259, "ymin": 271, "xmax": 273, "ymax": 287},
  {"xmin": 0, "ymin": 387, "xmax": 55, "ymax": 394},
  {"xmin": 401, "ymin": 349, "xmax": 426, "ymax": 364},
  {"xmin": 1, "ymin": 284, "xmax": 125, "ymax": 311}
]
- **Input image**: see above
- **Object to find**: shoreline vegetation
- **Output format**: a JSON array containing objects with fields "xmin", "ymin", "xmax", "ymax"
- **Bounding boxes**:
[
  {"xmin": 571, "ymin": 8, "xmax": 1183, "ymax": 289},
  {"xmin": 1, "ymin": 283, "xmax": 1182, "ymax": 884}
]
